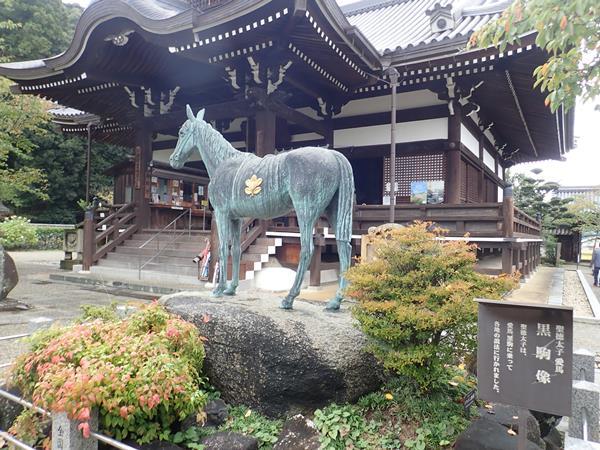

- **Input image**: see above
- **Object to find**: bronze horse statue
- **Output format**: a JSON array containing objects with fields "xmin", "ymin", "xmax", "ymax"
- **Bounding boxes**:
[{"xmin": 170, "ymin": 106, "xmax": 354, "ymax": 310}]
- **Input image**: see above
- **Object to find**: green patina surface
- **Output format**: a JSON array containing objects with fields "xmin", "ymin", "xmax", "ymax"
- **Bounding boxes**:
[{"xmin": 170, "ymin": 106, "xmax": 355, "ymax": 310}]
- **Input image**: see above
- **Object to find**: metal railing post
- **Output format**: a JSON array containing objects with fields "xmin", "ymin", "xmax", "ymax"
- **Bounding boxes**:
[{"xmin": 188, "ymin": 208, "xmax": 192, "ymax": 238}]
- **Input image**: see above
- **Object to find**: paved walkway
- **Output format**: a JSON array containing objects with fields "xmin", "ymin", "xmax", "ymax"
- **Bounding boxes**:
[{"xmin": 505, "ymin": 266, "xmax": 558, "ymax": 304}]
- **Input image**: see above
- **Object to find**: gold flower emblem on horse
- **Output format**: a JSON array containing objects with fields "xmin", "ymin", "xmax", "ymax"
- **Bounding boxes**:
[{"xmin": 244, "ymin": 174, "xmax": 263, "ymax": 196}]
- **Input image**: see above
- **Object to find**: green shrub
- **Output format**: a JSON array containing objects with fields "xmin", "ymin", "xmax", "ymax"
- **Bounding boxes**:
[
  {"xmin": 10, "ymin": 303, "xmax": 208, "ymax": 444},
  {"xmin": 346, "ymin": 222, "xmax": 518, "ymax": 391},
  {"xmin": 313, "ymin": 404, "xmax": 371, "ymax": 450},
  {"xmin": 542, "ymin": 231, "xmax": 559, "ymax": 265},
  {"xmin": 220, "ymin": 406, "xmax": 282, "ymax": 449},
  {"xmin": 34, "ymin": 227, "xmax": 65, "ymax": 250},
  {"xmin": 0, "ymin": 216, "xmax": 39, "ymax": 250}
]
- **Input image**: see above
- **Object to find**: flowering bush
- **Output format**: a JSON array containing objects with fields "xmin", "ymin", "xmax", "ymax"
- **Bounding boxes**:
[
  {"xmin": 0, "ymin": 216, "xmax": 38, "ymax": 249},
  {"xmin": 346, "ymin": 222, "xmax": 518, "ymax": 391},
  {"xmin": 10, "ymin": 303, "xmax": 208, "ymax": 444}
]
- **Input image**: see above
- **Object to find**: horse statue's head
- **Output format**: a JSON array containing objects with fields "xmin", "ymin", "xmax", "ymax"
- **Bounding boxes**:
[{"xmin": 170, "ymin": 105, "xmax": 205, "ymax": 169}]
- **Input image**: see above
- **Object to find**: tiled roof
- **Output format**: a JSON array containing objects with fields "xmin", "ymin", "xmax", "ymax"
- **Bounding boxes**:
[
  {"xmin": 342, "ymin": 0, "xmax": 511, "ymax": 54},
  {"xmin": 89, "ymin": 0, "xmax": 189, "ymax": 20}
]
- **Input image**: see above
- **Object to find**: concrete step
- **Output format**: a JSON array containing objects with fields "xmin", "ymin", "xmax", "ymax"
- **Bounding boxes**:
[
  {"xmin": 241, "ymin": 253, "xmax": 269, "ymax": 263},
  {"xmin": 114, "ymin": 246, "xmax": 200, "ymax": 258},
  {"xmin": 121, "ymin": 240, "xmax": 201, "ymax": 251},
  {"xmin": 255, "ymin": 237, "xmax": 282, "ymax": 247},
  {"xmin": 97, "ymin": 258, "xmax": 199, "ymax": 277},
  {"xmin": 103, "ymin": 252, "xmax": 200, "ymax": 266}
]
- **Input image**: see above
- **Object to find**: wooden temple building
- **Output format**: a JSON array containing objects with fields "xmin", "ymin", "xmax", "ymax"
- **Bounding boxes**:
[{"xmin": 0, "ymin": 0, "xmax": 574, "ymax": 285}]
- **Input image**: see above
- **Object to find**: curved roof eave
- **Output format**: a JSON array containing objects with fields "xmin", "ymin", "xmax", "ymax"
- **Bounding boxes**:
[
  {"xmin": 314, "ymin": 0, "xmax": 382, "ymax": 71},
  {"xmin": 0, "ymin": 0, "xmax": 193, "ymax": 81}
]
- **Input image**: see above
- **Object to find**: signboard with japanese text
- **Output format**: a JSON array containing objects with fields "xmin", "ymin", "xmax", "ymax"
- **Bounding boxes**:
[{"xmin": 476, "ymin": 299, "xmax": 573, "ymax": 416}]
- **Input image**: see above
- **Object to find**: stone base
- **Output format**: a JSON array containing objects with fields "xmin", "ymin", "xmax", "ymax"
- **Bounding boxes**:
[{"xmin": 161, "ymin": 291, "xmax": 383, "ymax": 418}]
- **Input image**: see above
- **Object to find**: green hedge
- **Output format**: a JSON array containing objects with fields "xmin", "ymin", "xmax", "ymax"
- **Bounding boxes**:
[{"xmin": 0, "ymin": 216, "xmax": 67, "ymax": 250}]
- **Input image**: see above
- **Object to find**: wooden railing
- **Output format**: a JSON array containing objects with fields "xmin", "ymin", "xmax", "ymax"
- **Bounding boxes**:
[
  {"xmin": 512, "ymin": 206, "xmax": 542, "ymax": 236},
  {"xmin": 240, "ymin": 218, "xmax": 266, "ymax": 253},
  {"xmin": 83, "ymin": 203, "xmax": 138, "ymax": 270},
  {"xmin": 266, "ymin": 202, "xmax": 541, "ymax": 239}
]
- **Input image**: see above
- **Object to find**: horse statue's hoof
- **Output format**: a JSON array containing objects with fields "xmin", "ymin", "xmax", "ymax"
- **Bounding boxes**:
[
  {"xmin": 280, "ymin": 297, "xmax": 294, "ymax": 310},
  {"xmin": 211, "ymin": 289, "xmax": 224, "ymax": 298},
  {"xmin": 223, "ymin": 287, "xmax": 237, "ymax": 296},
  {"xmin": 325, "ymin": 298, "xmax": 341, "ymax": 311}
]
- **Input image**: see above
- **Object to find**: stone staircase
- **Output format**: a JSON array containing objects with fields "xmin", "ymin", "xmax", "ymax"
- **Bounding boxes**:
[{"xmin": 89, "ymin": 229, "xmax": 282, "ymax": 285}]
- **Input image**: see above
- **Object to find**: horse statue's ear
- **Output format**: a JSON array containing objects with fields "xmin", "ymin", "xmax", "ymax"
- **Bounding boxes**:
[
  {"xmin": 197, "ymin": 108, "xmax": 206, "ymax": 121},
  {"xmin": 186, "ymin": 104, "xmax": 194, "ymax": 121}
]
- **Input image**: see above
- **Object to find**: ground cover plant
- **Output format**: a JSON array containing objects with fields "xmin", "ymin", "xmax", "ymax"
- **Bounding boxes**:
[
  {"xmin": 8, "ymin": 303, "xmax": 209, "ymax": 447},
  {"xmin": 346, "ymin": 222, "xmax": 518, "ymax": 390},
  {"xmin": 312, "ymin": 367, "xmax": 478, "ymax": 450}
]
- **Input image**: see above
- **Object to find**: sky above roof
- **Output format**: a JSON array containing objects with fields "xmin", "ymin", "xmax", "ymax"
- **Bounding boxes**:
[{"xmin": 59, "ymin": 0, "xmax": 599, "ymax": 186}]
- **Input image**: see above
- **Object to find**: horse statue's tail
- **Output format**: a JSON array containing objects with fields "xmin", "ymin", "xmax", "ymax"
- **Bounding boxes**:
[{"xmin": 332, "ymin": 151, "xmax": 355, "ymax": 243}]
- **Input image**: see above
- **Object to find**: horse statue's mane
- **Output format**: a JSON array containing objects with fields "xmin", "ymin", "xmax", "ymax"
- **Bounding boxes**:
[{"xmin": 195, "ymin": 120, "xmax": 251, "ymax": 175}]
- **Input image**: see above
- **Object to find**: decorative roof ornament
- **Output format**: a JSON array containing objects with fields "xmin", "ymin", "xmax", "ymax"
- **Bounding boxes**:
[
  {"xmin": 104, "ymin": 30, "xmax": 134, "ymax": 47},
  {"xmin": 426, "ymin": 2, "xmax": 455, "ymax": 34}
]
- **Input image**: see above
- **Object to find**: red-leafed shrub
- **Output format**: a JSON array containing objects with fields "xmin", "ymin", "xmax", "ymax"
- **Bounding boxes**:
[{"xmin": 9, "ymin": 303, "xmax": 208, "ymax": 445}]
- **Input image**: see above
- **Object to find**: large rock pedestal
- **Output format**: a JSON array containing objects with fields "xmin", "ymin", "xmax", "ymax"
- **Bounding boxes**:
[
  {"xmin": 162, "ymin": 292, "xmax": 382, "ymax": 418},
  {"xmin": 0, "ymin": 246, "xmax": 18, "ymax": 300}
]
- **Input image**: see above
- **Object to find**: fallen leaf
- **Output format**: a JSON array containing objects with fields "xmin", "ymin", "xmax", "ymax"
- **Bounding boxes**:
[
  {"xmin": 384, "ymin": 393, "xmax": 394, "ymax": 400},
  {"xmin": 244, "ymin": 409, "xmax": 252, "ymax": 418},
  {"xmin": 448, "ymin": 381, "xmax": 459, "ymax": 387},
  {"xmin": 507, "ymin": 428, "xmax": 517, "ymax": 436},
  {"xmin": 484, "ymin": 403, "xmax": 494, "ymax": 410}
]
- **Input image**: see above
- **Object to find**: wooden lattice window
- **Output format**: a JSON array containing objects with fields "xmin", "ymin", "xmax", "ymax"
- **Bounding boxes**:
[{"xmin": 383, "ymin": 153, "xmax": 446, "ymax": 201}]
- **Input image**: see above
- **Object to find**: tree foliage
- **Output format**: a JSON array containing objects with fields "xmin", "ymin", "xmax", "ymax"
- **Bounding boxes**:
[
  {"xmin": 469, "ymin": 0, "xmax": 599, "ymax": 112},
  {"xmin": 0, "ymin": 77, "xmax": 49, "ymax": 207},
  {"xmin": 0, "ymin": 0, "xmax": 82, "ymax": 62},
  {"xmin": 0, "ymin": 1, "xmax": 130, "ymax": 223},
  {"xmin": 511, "ymin": 173, "xmax": 575, "ymax": 228},
  {"xmin": 346, "ymin": 222, "xmax": 518, "ymax": 391}
]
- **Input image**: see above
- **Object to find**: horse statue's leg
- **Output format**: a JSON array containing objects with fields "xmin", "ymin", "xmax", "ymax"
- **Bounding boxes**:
[
  {"xmin": 324, "ymin": 167, "xmax": 354, "ymax": 310},
  {"xmin": 212, "ymin": 210, "xmax": 231, "ymax": 297},
  {"xmin": 280, "ymin": 208, "xmax": 320, "ymax": 309},
  {"xmin": 223, "ymin": 218, "xmax": 242, "ymax": 296},
  {"xmin": 327, "ymin": 240, "xmax": 351, "ymax": 310}
]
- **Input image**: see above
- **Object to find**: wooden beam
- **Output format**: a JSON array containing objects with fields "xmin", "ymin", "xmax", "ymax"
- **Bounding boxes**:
[
  {"xmin": 152, "ymin": 99, "xmax": 256, "ymax": 133},
  {"xmin": 247, "ymin": 87, "xmax": 328, "ymax": 137}
]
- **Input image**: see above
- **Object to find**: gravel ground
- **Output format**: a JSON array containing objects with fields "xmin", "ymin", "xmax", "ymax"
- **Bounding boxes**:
[
  {"xmin": 562, "ymin": 268, "xmax": 594, "ymax": 317},
  {"xmin": 0, "ymin": 250, "xmax": 150, "ymax": 378}
]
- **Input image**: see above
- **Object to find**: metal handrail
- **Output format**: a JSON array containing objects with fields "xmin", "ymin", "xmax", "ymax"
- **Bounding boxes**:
[
  {"xmin": 137, "ymin": 208, "xmax": 192, "ymax": 279},
  {"xmin": 138, "ymin": 208, "xmax": 192, "ymax": 250},
  {"xmin": 0, "ymin": 430, "xmax": 36, "ymax": 450},
  {"xmin": 0, "ymin": 388, "xmax": 138, "ymax": 450},
  {"xmin": 0, "ymin": 333, "xmax": 29, "ymax": 342}
]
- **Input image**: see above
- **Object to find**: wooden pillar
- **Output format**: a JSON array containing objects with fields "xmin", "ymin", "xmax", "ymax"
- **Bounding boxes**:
[
  {"xmin": 309, "ymin": 230, "xmax": 325, "ymax": 287},
  {"xmin": 82, "ymin": 207, "xmax": 95, "ymax": 271},
  {"xmin": 501, "ymin": 244, "xmax": 513, "ymax": 274},
  {"xmin": 134, "ymin": 121, "xmax": 153, "ymax": 229},
  {"xmin": 255, "ymin": 109, "xmax": 276, "ymax": 156},
  {"xmin": 478, "ymin": 136, "xmax": 485, "ymax": 202},
  {"xmin": 503, "ymin": 185, "xmax": 515, "ymax": 238},
  {"xmin": 445, "ymin": 101, "xmax": 461, "ymax": 204},
  {"xmin": 521, "ymin": 246, "xmax": 529, "ymax": 276}
]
